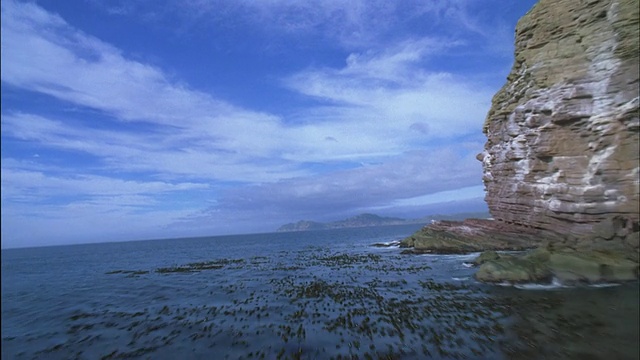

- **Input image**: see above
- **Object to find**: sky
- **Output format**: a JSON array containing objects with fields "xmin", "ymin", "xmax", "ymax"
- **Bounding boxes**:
[{"xmin": 1, "ymin": 0, "xmax": 537, "ymax": 249}]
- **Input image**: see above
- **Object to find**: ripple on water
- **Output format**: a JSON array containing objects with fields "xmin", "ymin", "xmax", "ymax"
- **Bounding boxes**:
[{"xmin": 2, "ymin": 228, "xmax": 638, "ymax": 359}]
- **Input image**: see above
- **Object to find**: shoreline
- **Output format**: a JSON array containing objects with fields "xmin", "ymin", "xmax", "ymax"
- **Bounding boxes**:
[{"xmin": 399, "ymin": 218, "xmax": 640, "ymax": 286}]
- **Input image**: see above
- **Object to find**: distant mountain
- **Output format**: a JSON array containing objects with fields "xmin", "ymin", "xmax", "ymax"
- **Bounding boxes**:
[
  {"xmin": 417, "ymin": 212, "xmax": 492, "ymax": 222},
  {"xmin": 277, "ymin": 213, "xmax": 410, "ymax": 232},
  {"xmin": 275, "ymin": 220, "xmax": 327, "ymax": 232},
  {"xmin": 330, "ymin": 213, "xmax": 409, "ymax": 228},
  {"xmin": 276, "ymin": 212, "xmax": 491, "ymax": 232}
]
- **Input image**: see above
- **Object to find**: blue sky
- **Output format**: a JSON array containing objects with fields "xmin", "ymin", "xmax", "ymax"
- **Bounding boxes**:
[{"xmin": 1, "ymin": 0, "xmax": 536, "ymax": 248}]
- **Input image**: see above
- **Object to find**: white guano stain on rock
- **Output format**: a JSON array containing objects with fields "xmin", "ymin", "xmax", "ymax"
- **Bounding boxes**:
[{"xmin": 480, "ymin": 0, "xmax": 639, "ymax": 241}]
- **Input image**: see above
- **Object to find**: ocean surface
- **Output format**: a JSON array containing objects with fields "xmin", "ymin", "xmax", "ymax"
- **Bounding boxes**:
[{"xmin": 2, "ymin": 225, "xmax": 638, "ymax": 360}]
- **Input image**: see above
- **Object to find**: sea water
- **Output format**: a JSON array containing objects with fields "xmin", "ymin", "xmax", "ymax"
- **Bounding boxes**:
[{"xmin": 2, "ymin": 225, "xmax": 638, "ymax": 359}]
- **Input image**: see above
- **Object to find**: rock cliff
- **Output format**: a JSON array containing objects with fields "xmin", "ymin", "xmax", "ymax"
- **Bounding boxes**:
[
  {"xmin": 478, "ymin": 0, "xmax": 639, "ymax": 246},
  {"xmin": 402, "ymin": 0, "xmax": 639, "ymax": 283}
]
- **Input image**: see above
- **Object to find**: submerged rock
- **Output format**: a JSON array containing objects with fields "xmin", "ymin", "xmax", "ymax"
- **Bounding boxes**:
[
  {"xmin": 474, "ymin": 246, "xmax": 639, "ymax": 284},
  {"xmin": 475, "ymin": 255, "xmax": 552, "ymax": 284},
  {"xmin": 548, "ymin": 250, "xmax": 638, "ymax": 283}
]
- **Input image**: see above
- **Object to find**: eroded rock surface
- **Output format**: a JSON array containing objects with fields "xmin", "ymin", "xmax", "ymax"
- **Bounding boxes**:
[
  {"xmin": 403, "ymin": 0, "xmax": 639, "ymax": 283},
  {"xmin": 400, "ymin": 219, "xmax": 539, "ymax": 254},
  {"xmin": 479, "ymin": 0, "xmax": 639, "ymax": 244}
]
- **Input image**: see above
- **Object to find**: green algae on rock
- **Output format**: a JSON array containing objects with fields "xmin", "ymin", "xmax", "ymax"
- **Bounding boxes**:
[
  {"xmin": 475, "ymin": 249, "xmax": 552, "ymax": 284},
  {"xmin": 474, "ymin": 246, "xmax": 639, "ymax": 284},
  {"xmin": 548, "ymin": 250, "xmax": 639, "ymax": 283},
  {"xmin": 471, "ymin": 251, "xmax": 500, "ymax": 266},
  {"xmin": 400, "ymin": 219, "xmax": 538, "ymax": 254}
]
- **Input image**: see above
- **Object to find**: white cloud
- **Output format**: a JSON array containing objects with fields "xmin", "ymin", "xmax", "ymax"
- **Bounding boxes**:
[
  {"xmin": 174, "ymin": 0, "xmax": 501, "ymax": 50},
  {"xmin": 0, "ymin": 0, "xmax": 513, "ymax": 248},
  {"xmin": 2, "ymin": 1, "xmax": 481, "ymax": 176},
  {"xmin": 170, "ymin": 147, "xmax": 485, "ymax": 234},
  {"xmin": 1, "ymin": 3, "xmax": 219, "ymax": 125},
  {"xmin": 1, "ymin": 164, "xmax": 209, "ymax": 202},
  {"xmin": 213, "ymin": 147, "xmax": 482, "ymax": 215},
  {"xmin": 1, "ymin": 1, "xmax": 295, "ymax": 172},
  {"xmin": 1, "ymin": 112, "xmax": 308, "ymax": 182},
  {"xmin": 283, "ymin": 39, "xmax": 494, "ymax": 145},
  {"xmin": 389, "ymin": 185, "xmax": 485, "ymax": 207},
  {"xmin": 1, "ymin": 201, "xmax": 198, "ymax": 248},
  {"xmin": 0, "ymin": 160, "xmax": 211, "ymax": 248},
  {"xmin": 1, "ymin": 27, "xmax": 488, "ymax": 174},
  {"xmin": 176, "ymin": 0, "xmax": 398, "ymax": 47}
]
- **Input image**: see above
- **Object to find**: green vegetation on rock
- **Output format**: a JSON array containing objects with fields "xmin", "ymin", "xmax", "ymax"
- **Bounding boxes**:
[{"xmin": 474, "ymin": 246, "xmax": 639, "ymax": 284}]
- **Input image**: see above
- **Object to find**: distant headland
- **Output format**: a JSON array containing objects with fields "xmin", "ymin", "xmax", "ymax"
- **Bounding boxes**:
[{"xmin": 276, "ymin": 212, "xmax": 491, "ymax": 232}]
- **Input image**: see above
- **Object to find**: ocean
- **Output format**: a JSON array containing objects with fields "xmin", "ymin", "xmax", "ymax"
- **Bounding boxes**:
[{"xmin": 2, "ymin": 224, "xmax": 638, "ymax": 359}]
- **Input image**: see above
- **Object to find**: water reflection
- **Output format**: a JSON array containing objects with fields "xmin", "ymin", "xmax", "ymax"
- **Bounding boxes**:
[{"xmin": 486, "ymin": 283, "xmax": 639, "ymax": 359}]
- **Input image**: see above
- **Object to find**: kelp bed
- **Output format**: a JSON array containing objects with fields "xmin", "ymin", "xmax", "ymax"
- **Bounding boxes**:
[{"xmin": 21, "ymin": 248, "xmax": 638, "ymax": 359}]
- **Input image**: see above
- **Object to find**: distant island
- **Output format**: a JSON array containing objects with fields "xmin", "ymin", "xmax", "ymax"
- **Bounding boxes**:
[{"xmin": 276, "ymin": 212, "xmax": 490, "ymax": 232}]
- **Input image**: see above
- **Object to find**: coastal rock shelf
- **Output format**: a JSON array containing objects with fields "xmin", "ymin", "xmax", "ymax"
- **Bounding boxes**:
[
  {"xmin": 403, "ymin": 0, "xmax": 639, "ymax": 283},
  {"xmin": 400, "ymin": 219, "xmax": 539, "ymax": 254}
]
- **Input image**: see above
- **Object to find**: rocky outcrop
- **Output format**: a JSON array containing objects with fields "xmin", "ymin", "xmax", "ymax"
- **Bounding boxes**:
[
  {"xmin": 474, "ymin": 246, "xmax": 639, "ymax": 284},
  {"xmin": 478, "ymin": 0, "xmax": 639, "ymax": 245},
  {"xmin": 279, "ymin": 212, "xmax": 493, "ymax": 232},
  {"xmin": 400, "ymin": 219, "xmax": 539, "ymax": 254},
  {"xmin": 402, "ymin": 0, "xmax": 639, "ymax": 284}
]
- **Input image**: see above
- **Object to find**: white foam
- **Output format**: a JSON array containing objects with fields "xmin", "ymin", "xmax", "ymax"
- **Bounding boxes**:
[
  {"xmin": 452, "ymin": 277, "xmax": 470, "ymax": 281},
  {"xmin": 370, "ymin": 241, "xmax": 400, "ymax": 249},
  {"xmin": 501, "ymin": 278, "xmax": 569, "ymax": 290},
  {"xmin": 589, "ymin": 283, "xmax": 621, "ymax": 288},
  {"xmin": 418, "ymin": 252, "xmax": 480, "ymax": 259},
  {"xmin": 496, "ymin": 279, "xmax": 623, "ymax": 290},
  {"xmin": 514, "ymin": 283, "xmax": 567, "ymax": 290},
  {"xmin": 458, "ymin": 252, "xmax": 482, "ymax": 259}
]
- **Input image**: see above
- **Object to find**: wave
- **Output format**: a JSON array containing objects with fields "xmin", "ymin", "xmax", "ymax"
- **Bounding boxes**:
[
  {"xmin": 502, "ymin": 278, "xmax": 622, "ymax": 290},
  {"xmin": 370, "ymin": 241, "xmax": 401, "ymax": 248},
  {"xmin": 451, "ymin": 252, "xmax": 482, "ymax": 260},
  {"xmin": 494, "ymin": 278, "xmax": 568, "ymax": 290},
  {"xmin": 419, "ymin": 252, "xmax": 481, "ymax": 260},
  {"xmin": 514, "ymin": 282, "xmax": 568, "ymax": 290},
  {"xmin": 588, "ymin": 283, "xmax": 621, "ymax": 288}
]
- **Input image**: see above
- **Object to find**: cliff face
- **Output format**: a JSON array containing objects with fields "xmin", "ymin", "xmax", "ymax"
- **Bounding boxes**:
[{"xmin": 479, "ymin": 0, "xmax": 639, "ymax": 244}]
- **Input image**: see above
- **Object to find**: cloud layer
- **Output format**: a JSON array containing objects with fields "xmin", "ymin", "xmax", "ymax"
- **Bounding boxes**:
[{"xmin": 0, "ymin": 0, "xmax": 533, "ymax": 248}]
